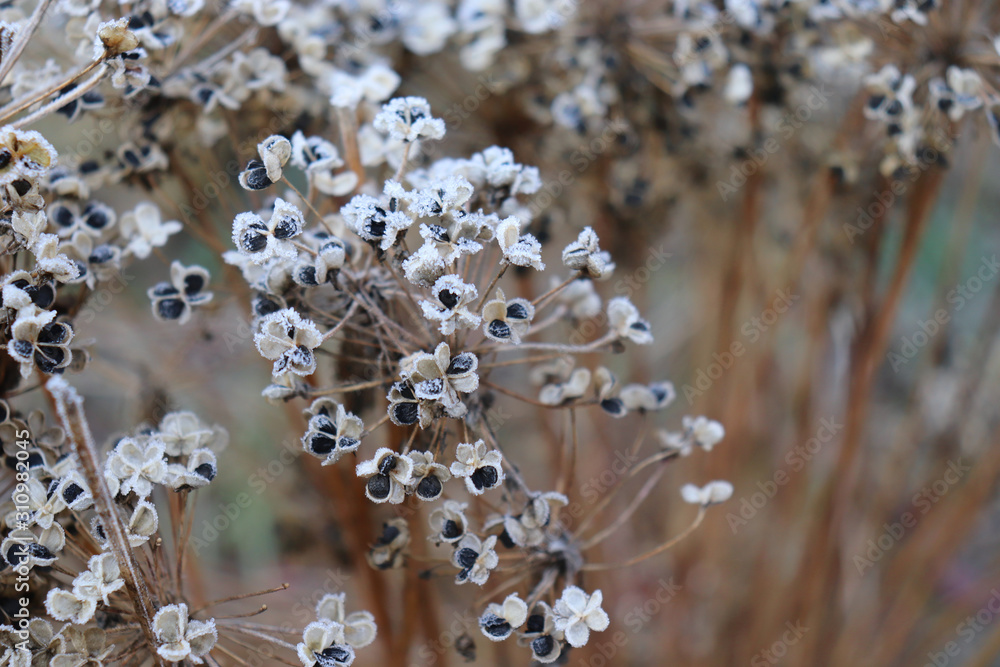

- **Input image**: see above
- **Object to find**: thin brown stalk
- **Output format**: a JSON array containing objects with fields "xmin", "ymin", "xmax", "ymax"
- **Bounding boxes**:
[{"xmin": 45, "ymin": 377, "xmax": 163, "ymax": 664}]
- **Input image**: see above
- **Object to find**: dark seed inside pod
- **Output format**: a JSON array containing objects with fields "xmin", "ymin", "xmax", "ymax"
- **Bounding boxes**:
[
  {"xmin": 480, "ymin": 613, "xmax": 511, "ymax": 638},
  {"xmin": 62, "ymin": 482, "xmax": 84, "ymax": 505},
  {"xmin": 157, "ymin": 299, "xmax": 185, "ymax": 320},
  {"xmin": 487, "ymin": 319, "xmax": 511, "ymax": 340},
  {"xmin": 526, "ymin": 614, "xmax": 545, "ymax": 634},
  {"xmin": 378, "ymin": 455, "xmax": 397, "ymax": 475},
  {"xmin": 506, "ymin": 302, "xmax": 529, "ymax": 320},
  {"xmin": 193, "ymin": 463, "xmax": 216, "ymax": 481},
  {"xmin": 442, "ymin": 519, "xmax": 462, "ymax": 539},
  {"xmin": 393, "ymin": 402, "xmax": 419, "ymax": 425},
  {"xmin": 455, "ymin": 547, "xmax": 478, "ymax": 568},
  {"xmin": 308, "ymin": 434, "xmax": 336, "ymax": 456},
  {"xmin": 416, "ymin": 475, "xmax": 442, "ymax": 499},
  {"xmin": 470, "ymin": 466, "xmax": 498, "ymax": 490},
  {"xmin": 367, "ymin": 473, "xmax": 391, "ymax": 500},
  {"xmin": 446, "ymin": 354, "xmax": 474, "ymax": 374},
  {"xmin": 532, "ymin": 635, "xmax": 556, "ymax": 657},
  {"xmin": 438, "ymin": 289, "xmax": 459, "ymax": 309}
]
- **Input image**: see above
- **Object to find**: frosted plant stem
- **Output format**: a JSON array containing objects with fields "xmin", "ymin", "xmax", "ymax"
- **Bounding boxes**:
[{"xmin": 45, "ymin": 377, "xmax": 163, "ymax": 665}]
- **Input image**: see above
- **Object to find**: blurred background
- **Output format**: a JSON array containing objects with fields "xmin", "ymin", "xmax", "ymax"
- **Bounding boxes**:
[{"xmin": 32, "ymin": 2, "xmax": 1000, "ymax": 665}]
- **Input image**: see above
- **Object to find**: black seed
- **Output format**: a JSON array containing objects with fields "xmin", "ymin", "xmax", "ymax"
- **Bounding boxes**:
[
  {"xmin": 89, "ymin": 245, "xmax": 115, "ymax": 264},
  {"xmin": 442, "ymin": 519, "xmax": 462, "ymax": 539},
  {"xmin": 366, "ymin": 219, "xmax": 386, "ymax": 238},
  {"xmin": 27, "ymin": 543, "xmax": 53, "ymax": 560},
  {"xmin": 337, "ymin": 437, "xmax": 359, "ymax": 451},
  {"xmin": 438, "ymin": 289, "xmax": 459, "ymax": 309},
  {"xmin": 392, "ymin": 402, "xmax": 418, "ymax": 425},
  {"xmin": 272, "ymin": 216, "xmax": 299, "ymax": 239},
  {"xmin": 487, "ymin": 320, "xmax": 511, "ymax": 339},
  {"xmin": 94, "ymin": 522, "xmax": 106, "ymax": 540},
  {"xmin": 79, "ymin": 160, "xmax": 99, "ymax": 174},
  {"xmin": 446, "ymin": 354, "xmax": 474, "ymax": 374},
  {"xmin": 151, "ymin": 282, "xmax": 179, "ymax": 297},
  {"xmin": 26, "ymin": 452, "xmax": 42, "ymax": 468},
  {"xmin": 455, "ymin": 547, "xmax": 478, "ymax": 568},
  {"xmin": 242, "ymin": 230, "xmax": 267, "ymax": 252},
  {"xmin": 0, "ymin": 149, "xmax": 11, "ymax": 170},
  {"xmin": 317, "ymin": 644, "xmax": 352, "ymax": 665},
  {"xmin": 470, "ymin": 466, "xmax": 498, "ymax": 490},
  {"xmin": 193, "ymin": 462, "xmax": 216, "ymax": 480},
  {"xmin": 532, "ymin": 635, "xmax": 556, "ymax": 657},
  {"xmin": 630, "ymin": 320, "xmax": 650, "ymax": 332},
  {"xmin": 377, "ymin": 524, "xmax": 400, "ymax": 545},
  {"xmin": 12, "ymin": 339, "xmax": 33, "ymax": 357},
  {"xmin": 867, "ymin": 94, "xmax": 886, "ymax": 110},
  {"xmin": 314, "ymin": 415, "xmax": 337, "ymax": 435},
  {"xmin": 253, "ymin": 295, "xmax": 282, "ymax": 317},
  {"xmin": 54, "ymin": 205, "xmax": 76, "ymax": 227},
  {"xmin": 651, "ymin": 385, "xmax": 667, "ymax": 402},
  {"xmin": 157, "ymin": 298, "xmax": 186, "ymax": 320},
  {"xmin": 506, "ymin": 302, "xmax": 529, "ymax": 319},
  {"xmin": 183, "ymin": 273, "xmax": 205, "ymax": 296},
  {"xmin": 242, "ymin": 166, "xmax": 272, "ymax": 190},
  {"xmin": 601, "ymin": 397, "xmax": 625, "ymax": 416},
  {"xmin": 297, "ymin": 266, "xmax": 318, "ymax": 285},
  {"xmin": 885, "ymin": 99, "xmax": 902, "ymax": 116},
  {"xmin": 38, "ymin": 322, "xmax": 69, "ymax": 344},
  {"xmin": 120, "ymin": 149, "xmax": 141, "ymax": 168},
  {"xmin": 11, "ymin": 179, "xmax": 30, "ymax": 196},
  {"xmin": 84, "ymin": 208, "xmax": 110, "ymax": 229},
  {"xmin": 378, "ymin": 455, "xmax": 397, "ymax": 475},
  {"xmin": 498, "ymin": 528, "xmax": 515, "ymax": 549},
  {"xmin": 30, "ymin": 284, "xmax": 55, "ymax": 308},
  {"xmin": 367, "ymin": 473, "xmax": 391, "ymax": 499},
  {"xmin": 309, "ymin": 434, "xmax": 336, "ymax": 455},
  {"xmin": 6, "ymin": 543, "xmax": 26, "ymax": 566},
  {"xmin": 526, "ymin": 614, "xmax": 545, "ymax": 634},
  {"xmin": 35, "ymin": 347, "xmax": 66, "ymax": 373},
  {"xmin": 480, "ymin": 613, "xmax": 511, "ymax": 638},
  {"xmin": 416, "ymin": 475, "xmax": 442, "ymax": 500},
  {"xmin": 62, "ymin": 482, "xmax": 84, "ymax": 505},
  {"xmin": 195, "ymin": 87, "xmax": 214, "ymax": 104}
]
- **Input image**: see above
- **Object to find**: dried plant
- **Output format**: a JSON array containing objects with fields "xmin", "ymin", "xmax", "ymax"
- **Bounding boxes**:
[{"xmin": 1, "ymin": 0, "xmax": 999, "ymax": 665}]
